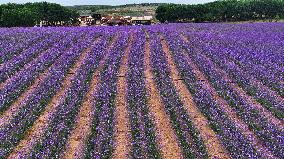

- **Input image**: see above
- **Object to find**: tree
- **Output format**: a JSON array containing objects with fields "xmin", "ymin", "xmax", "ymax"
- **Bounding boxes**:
[
  {"xmin": 156, "ymin": 5, "xmax": 169, "ymax": 23},
  {"xmin": 155, "ymin": 0, "xmax": 284, "ymax": 23},
  {"xmin": 0, "ymin": 2, "xmax": 80, "ymax": 27}
]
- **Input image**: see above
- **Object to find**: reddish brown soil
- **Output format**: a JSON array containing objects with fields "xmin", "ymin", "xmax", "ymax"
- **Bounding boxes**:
[
  {"xmin": 144, "ymin": 32, "xmax": 183, "ymax": 159},
  {"xmin": 7, "ymin": 36, "xmax": 102, "ymax": 159},
  {"xmin": 0, "ymin": 69, "xmax": 51, "ymax": 127},
  {"xmin": 111, "ymin": 32, "xmax": 133, "ymax": 159},
  {"xmin": 159, "ymin": 34, "xmax": 230, "ymax": 159},
  {"xmin": 0, "ymin": 48, "xmax": 49, "ymax": 90},
  {"xmin": 61, "ymin": 34, "xmax": 119, "ymax": 159},
  {"xmin": 179, "ymin": 39, "xmax": 275, "ymax": 158},
  {"xmin": 0, "ymin": 36, "xmax": 86, "ymax": 127},
  {"xmin": 181, "ymin": 34, "xmax": 284, "ymax": 130},
  {"xmin": 181, "ymin": 34, "xmax": 284, "ymax": 106}
]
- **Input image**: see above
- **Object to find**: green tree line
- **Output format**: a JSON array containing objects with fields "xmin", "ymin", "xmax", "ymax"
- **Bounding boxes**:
[
  {"xmin": 156, "ymin": 0, "xmax": 284, "ymax": 23},
  {"xmin": 0, "ymin": 2, "xmax": 79, "ymax": 27}
]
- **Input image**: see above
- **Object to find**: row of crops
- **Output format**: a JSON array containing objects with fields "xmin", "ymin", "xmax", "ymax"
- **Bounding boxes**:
[{"xmin": 0, "ymin": 23, "xmax": 283, "ymax": 159}]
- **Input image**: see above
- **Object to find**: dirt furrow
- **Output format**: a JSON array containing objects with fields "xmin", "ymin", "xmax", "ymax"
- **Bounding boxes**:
[
  {"xmin": 111, "ymin": 32, "xmax": 133, "ymax": 159},
  {"xmin": 0, "ymin": 69, "xmax": 51, "ymax": 127},
  {"xmin": 181, "ymin": 34, "xmax": 284, "ymax": 130},
  {"xmin": 203, "ymin": 54, "xmax": 284, "ymax": 130},
  {"xmin": 182, "ymin": 49, "xmax": 276, "ymax": 158},
  {"xmin": 0, "ymin": 45, "xmax": 73, "ymax": 127},
  {"xmin": 254, "ymin": 80, "xmax": 284, "ymax": 103},
  {"xmin": 7, "ymin": 37, "xmax": 101, "ymax": 159},
  {"xmin": 144, "ymin": 32, "xmax": 183, "ymax": 159},
  {"xmin": 0, "ymin": 48, "xmax": 50, "ymax": 89},
  {"xmin": 159, "ymin": 34, "xmax": 230, "ymax": 159},
  {"xmin": 0, "ymin": 35, "xmax": 85, "ymax": 126},
  {"xmin": 61, "ymin": 34, "xmax": 119, "ymax": 159},
  {"xmin": 181, "ymin": 34, "xmax": 284, "ymax": 104}
]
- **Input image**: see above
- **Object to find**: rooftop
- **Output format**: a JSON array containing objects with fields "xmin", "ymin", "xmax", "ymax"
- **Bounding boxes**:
[{"xmin": 131, "ymin": 16, "xmax": 153, "ymax": 21}]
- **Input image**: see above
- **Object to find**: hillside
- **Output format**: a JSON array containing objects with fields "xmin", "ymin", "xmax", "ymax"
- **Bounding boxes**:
[{"xmin": 67, "ymin": 3, "xmax": 167, "ymax": 17}]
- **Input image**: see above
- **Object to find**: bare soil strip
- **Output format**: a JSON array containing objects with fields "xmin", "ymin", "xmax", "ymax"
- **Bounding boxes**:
[
  {"xmin": 159, "ymin": 34, "xmax": 230, "ymax": 159},
  {"xmin": 209, "ymin": 56, "xmax": 284, "ymax": 130},
  {"xmin": 61, "ymin": 34, "xmax": 119, "ymax": 159},
  {"xmin": 0, "ymin": 36, "xmax": 85, "ymax": 126},
  {"xmin": 7, "ymin": 37, "xmax": 102, "ymax": 159},
  {"xmin": 254, "ymin": 80, "xmax": 284, "ymax": 102},
  {"xmin": 0, "ymin": 48, "xmax": 50, "ymax": 89},
  {"xmin": 181, "ymin": 34, "xmax": 284, "ymax": 130},
  {"xmin": 0, "ymin": 36, "xmax": 59, "ymax": 81},
  {"xmin": 182, "ymin": 48, "xmax": 276, "ymax": 158},
  {"xmin": 0, "ymin": 68, "xmax": 51, "ymax": 127},
  {"xmin": 200, "ymin": 52, "xmax": 284, "ymax": 130},
  {"xmin": 181, "ymin": 34, "xmax": 284, "ymax": 103},
  {"xmin": 144, "ymin": 32, "xmax": 183, "ymax": 159},
  {"xmin": 111, "ymin": 32, "xmax": 133, "ymax": 159}
]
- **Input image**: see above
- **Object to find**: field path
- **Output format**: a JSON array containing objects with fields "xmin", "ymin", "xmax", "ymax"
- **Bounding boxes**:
[
  {"xmin": 7, "ymin": 36, "xmax": 102, "ymax": 159},
  {"xmin": 111, "ymin": 32, "xmax": 133, "ymax": 159},
  {"xmin": 144, "ymin": 32, "xmax": 183, "ymax": 159},
  {"xmin": 159, "ymin": 34, "xmax": 230, "ymax": 159},
  {"xmin": 180, "ymin": 45, "xmax": 276, "ymax": 158},
  {"xmin": 61, "ymin": 34, "xmax": 119, "ymax": 159}
]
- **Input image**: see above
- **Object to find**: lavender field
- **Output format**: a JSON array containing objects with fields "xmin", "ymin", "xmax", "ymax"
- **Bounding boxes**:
[{"xmin": 0, "ymin": 23, "xmax": 283, "ymax": 159}]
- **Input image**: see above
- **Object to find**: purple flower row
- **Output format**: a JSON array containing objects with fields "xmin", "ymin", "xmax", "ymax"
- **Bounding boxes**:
[
  {"xmin": 0, "ymin": 32, "xmax": 61, "ymax": 83},
  {"xmin": 191, "ymin": 48, "xmax": 284, "ymax": 158},
  {"xmin": 28, "ymin": 29, "xmax": 112, "ymax": 158},
  {"xmin": 160, "ymin": 29, "xmax": 263, "ymax": 158},
  {"xmin": 174, "ymin": 29, "xmax": 284, "ymax": 157},
  {"xmin": 0, "ymin": 29, "xmax": 84, "ymax": 113},
  {"xmin": 183, "ymin": 23, "xmax": 284, "ymax": 97},
  {"xmin": 183, "ymin": 26, "xmax": 284, "ymax": 119},
  {"xmin": 0, "ymin": 29, "xmax": 51, "ymax": 64},
  {"xmin": 0, "ymin": 28, "xmax": 100, "ymax": 158},
  {"xmin": 85, "ymin": 29, "xmax": 129, "ymax": 158},
  {"xmin": 126, "ymin": 29, "xmax": 161, "ymax": 158},
  {"xmin": 147, "ymin": 28, "xmax": 208, "ymax": 159}
]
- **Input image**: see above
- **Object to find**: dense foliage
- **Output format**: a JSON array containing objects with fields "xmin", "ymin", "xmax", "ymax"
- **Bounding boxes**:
[
  {"xmin": 156, "ymin": 0, "xmax": 284, "ymax": 22},
  {"xmin": 0, "ymin": 2, "xmax": 79, "ymax": 27}
]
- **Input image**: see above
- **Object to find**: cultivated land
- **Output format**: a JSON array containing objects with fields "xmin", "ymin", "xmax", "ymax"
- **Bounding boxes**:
[{"xmin": 0, "ymin": 23, "xmax": 283, "ymax": 158}]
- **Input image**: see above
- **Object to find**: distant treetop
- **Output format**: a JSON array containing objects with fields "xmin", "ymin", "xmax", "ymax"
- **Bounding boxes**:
[
  {"xmin": 156, "ymin": 0, "xmax": 284, "ymax": 23},
  {"xmin": 0, "ymin": 1, "xmax": 79, "ymax": 27}
]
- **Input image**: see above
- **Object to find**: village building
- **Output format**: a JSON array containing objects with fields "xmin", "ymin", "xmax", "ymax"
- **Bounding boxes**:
[
  {"xmin": 78, "ymin": 14, "xmax": 153, "ymax": 26},
  {"xmin": 79, "ymin": 14, "xmax": 94, "ymax": 26},
  {"xmin": 131, "ymin": 16, "xmax": 153, "ymax": 25},
  {"xmin": 101, "ymin": 16, "xmax": 130, "ymax": 26},
  {"xmin": 92, "ymin": 14, "xmax": 102, "ymax": 25}
]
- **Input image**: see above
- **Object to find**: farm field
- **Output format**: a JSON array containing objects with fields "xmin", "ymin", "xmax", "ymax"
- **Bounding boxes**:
[{"xmin": 0, "ymin": 23, "xmax": 283, "ymax": 159}]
